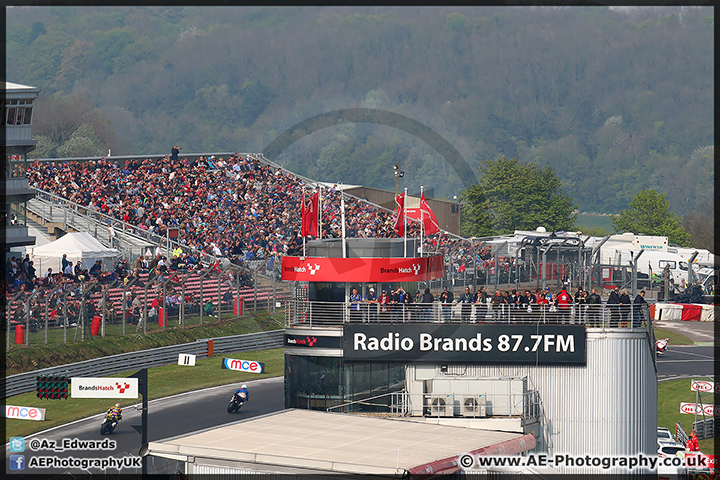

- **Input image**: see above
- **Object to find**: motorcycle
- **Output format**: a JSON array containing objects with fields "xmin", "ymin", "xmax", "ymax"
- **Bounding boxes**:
[
  {"xmin": 227, "ymin": 391, "xmax": 247, "ymax": 413},
  {"xmin": 656, "ymin": 338, "xmax": 669, "ymax": 355},
  {"xmin": 100, "ymin": 413, "xmax": 120, "ymax": 435}
]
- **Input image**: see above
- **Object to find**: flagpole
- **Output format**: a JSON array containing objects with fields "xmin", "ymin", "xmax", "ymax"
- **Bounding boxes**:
[
  {"xmin": 403, "ymin": 187, "xmax": 408, "ymax": 258},
  {"xmin": 339, "ymin": 182, "xmax": 346, "ymax": 258},
  {"xmin": 301, "ymin": 189, "xmax": 306, "ymax": 257},
  {"xmin": 318, "ymin": 184, "xmax": 322, "ymax": 240},
  {"xmin": 420, "ymin": 186, "xmax": 424, "ymax": 257}
]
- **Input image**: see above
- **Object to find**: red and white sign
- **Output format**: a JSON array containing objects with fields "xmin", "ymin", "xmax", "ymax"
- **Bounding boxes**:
[
  {"xmin": 684, "ymin": 453, "xmax": 715, "ymax": 471},
  {"xmin": 680, "ymin": 402, "xmax": 719, "ymax": 416},
  {"xmin": 281, "ymin": 255, "xmax": 444, "ymax": 282},
  {"xmin": 222, "ymin": 358, "xmax": 265, "ymax": 373},
  {"xmin": 4, "ymin": 405, "xmax": 46, "ymax": 421},
  {"xmin": 71, "ymin": 377, "xmax": 139, "ymax": 399},
  {"xmin": 691, "ymin": 380, "xmax": 720, "ymax": 394}
]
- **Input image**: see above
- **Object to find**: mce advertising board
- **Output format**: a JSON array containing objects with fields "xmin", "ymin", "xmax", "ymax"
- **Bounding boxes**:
[{"xmin": 343, "ymin": 324, "xmax": 586, "ymax": 365}]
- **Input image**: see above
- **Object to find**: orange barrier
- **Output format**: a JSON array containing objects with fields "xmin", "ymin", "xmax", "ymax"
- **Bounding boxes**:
[
  {"xmin": 91, "ymin": 315, "xmax": 101, "ymax": 335},
  {"xmin": 14, "ymin": 325, "xmax": 25, "ymax": 344}
]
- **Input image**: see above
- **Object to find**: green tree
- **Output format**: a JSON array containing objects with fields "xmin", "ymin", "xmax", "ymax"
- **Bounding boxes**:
[
  {"xmin": 611, "ymin": 189, "xmax": 691, "ymax": 246},
  {"xmin": 56, "ymin": 124, "xmax": 105, "ymax": 158},
  {"xmin": 460, "ymin": 156, "xmax": 576, "ymax": 236}
]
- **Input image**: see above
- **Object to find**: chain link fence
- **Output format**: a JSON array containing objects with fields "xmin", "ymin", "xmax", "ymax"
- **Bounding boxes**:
[{"xmin": 5, "ymin": 258, "xmax": 288, "ymax": 350}]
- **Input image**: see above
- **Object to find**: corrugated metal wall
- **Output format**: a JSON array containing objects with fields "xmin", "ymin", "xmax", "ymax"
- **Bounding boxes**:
[{"xmin": 411, "ymin": 330, "xmax": 657, "ymax": 474}]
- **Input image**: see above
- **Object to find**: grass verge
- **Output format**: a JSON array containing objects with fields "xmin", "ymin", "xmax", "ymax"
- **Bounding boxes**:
[
  {"xmin": 5, "ymin": 347, "xmax": 285, "ymax": 443},
  {"xmin": 4, "ymin": 311, "xmax": 284, "ymax": 375},
  {"xmin": 653, "ymin": 326, "xmax": 693, "ymax": 346},
  {"xmin": 658, "ymin": 378, "xmax": 715, "ymax": 455}
]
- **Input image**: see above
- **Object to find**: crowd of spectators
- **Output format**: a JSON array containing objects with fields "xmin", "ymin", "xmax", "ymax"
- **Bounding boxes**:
[
  {"xmin": 26, "ymin": 154, "xmax": 432, "ymax": 263},
  {"xmin": 24, "ymin": 153, "xmax": 573, "ymax": 294}
]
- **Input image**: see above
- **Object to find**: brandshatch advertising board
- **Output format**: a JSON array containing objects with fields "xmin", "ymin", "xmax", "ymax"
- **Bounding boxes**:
[{"xmin": 343, "ymin": 324, "xmax": 586, "ymax": 365}]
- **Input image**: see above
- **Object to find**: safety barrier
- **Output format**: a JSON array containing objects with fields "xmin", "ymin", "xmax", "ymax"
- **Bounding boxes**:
[
  {"xmin": 285, "ymin": 299, "xmax": 652, "ymax": 329},
  {"xmin": 3, "ymin": 329, "xmax": 284, "ymax": 398}
]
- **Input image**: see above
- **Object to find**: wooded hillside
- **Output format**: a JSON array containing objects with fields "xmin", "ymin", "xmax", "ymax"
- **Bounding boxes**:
[{"xmin": 6, "ymin": 6, "xmax": 714, "ymax": 217}]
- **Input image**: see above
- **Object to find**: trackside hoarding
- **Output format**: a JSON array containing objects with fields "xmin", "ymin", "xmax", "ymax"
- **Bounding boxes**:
[
  {"xmin": 4, "ymin": 405, "xmax": 47, "ymax": 421},
  {"xmin": 281, "ymin": 255, "xmax": 444, "ymax": 282},
  {"xmin": 221, "ymin": 358, "xmax": 265, "ymax": 373},
  {"xmin": 343, "ymin": 324, "xmax": 586, "ymax": 365},
  {"xmin": 70, "ymin": 378, "xmax": 139, "ymax": 399}
]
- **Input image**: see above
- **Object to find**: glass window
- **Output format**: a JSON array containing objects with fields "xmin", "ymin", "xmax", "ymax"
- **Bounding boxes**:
[
  {"xmin": 679, "ymin": 262, "xmax": 688, "ymax": 271},
  {"xmin": 6, "ymin": 107, "xmax": 17, "ymax": 125},
  {"xmin": 658, "ymin": 260, "xmax": 676, "ymax": 270}
]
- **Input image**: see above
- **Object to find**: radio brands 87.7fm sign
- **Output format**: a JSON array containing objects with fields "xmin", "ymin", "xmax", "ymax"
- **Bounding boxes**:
[{"xmin": 343, "ymin": 324, "xmax": 586, "ymax": 365}]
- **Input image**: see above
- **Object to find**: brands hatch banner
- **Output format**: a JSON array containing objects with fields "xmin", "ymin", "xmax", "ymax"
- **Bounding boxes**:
[
  {"xmin": 221, "ymin": 358, "xmax": 265, "ymax": 373},
  {"xmin": 285, "ymin": 333, "xmax": 343, "ymax": 349},
  {"xmin": 281, "ymin": 255, "xmax": 444, "ymax": 282},
  {"xmin": 343, "ymin": 324, "xmax": 586, "ymax": 365},
  {"xmin": 71, "ymin": 378, "xmax": 139, "ymax": 399},
  {"xmin": 4, "ymin": 405, "xmax": 47, "ymax": 421}
]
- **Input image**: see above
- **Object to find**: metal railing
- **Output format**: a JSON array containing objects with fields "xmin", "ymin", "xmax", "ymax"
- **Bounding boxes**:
[
  {"xmin": 326, "ymin": 389, "xmax": 541, "ymax": 421},
  {"xmin": 285, "ymin": 299, "xmax": 652, "ymax": 329},
  {"xmin": 3, "ymin": 330, "xmax": 284, "ymax": 398}
]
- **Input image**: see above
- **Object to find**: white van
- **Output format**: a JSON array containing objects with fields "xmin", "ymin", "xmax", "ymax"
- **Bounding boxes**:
[{"xmin": 599, "ymin": 248, "xmax": 690, "ymax": 285}]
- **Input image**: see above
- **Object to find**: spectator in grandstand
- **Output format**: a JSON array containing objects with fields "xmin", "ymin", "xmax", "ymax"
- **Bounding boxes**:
[
  {"xmin": 63, "ymin": 261, "xmax": 75, "ymax": 280},
  {"xmin": 89, "ymin": 260, "xmax": 103, "ymax": 278}
]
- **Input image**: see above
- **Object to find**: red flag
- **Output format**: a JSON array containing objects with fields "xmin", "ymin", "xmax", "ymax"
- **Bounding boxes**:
[
  {"xmin": 302, "ymin": 192, "xmax": 319, "ymax": 237},
  {"xmin": 419, "ymin": 193, "xmax": 440, "ymax": 234},
  {"xmin": 393, "ymin": 192, "xmax": 405, "ymax": 237},
  {"xmin": 308, "ymin": 192, "xmax": 319, "ymax": 236},
  {"xmin": 301, "ymin": 192, "xmax": 309, "ymax": 237}
]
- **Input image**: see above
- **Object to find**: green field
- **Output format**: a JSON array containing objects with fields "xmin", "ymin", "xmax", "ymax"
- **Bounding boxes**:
[
  {"xmin": 575, "ymin": 212, "xmax": 617, "ymax": 234},
  {"xmin": 658, "ymin": 378, "xmax": 715, "ymax": 455}
]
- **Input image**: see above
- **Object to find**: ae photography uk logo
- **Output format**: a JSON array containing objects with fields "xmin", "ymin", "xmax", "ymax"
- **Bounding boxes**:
[{"xmin": 458, "ymin": 452, "xmax": 691, "ymax": 471}]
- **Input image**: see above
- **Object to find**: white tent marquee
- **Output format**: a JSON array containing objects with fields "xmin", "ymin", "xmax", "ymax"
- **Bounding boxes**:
[{"xmin": 30, "ymin": 232, "xmax": 119, "ymax": 274}]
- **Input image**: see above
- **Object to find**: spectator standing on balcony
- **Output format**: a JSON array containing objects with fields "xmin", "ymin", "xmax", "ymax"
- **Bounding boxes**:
[
  {"xmin": 378, "ymin": 289, "xmax": 390, "ymax": 321},
  {"xmin": 349, "ymin": 287, "xmax": 362, "ymax": 322},
  {"xmin": 365, "ymin": 287, "xmax": 377, "ymax": 322},
  {"xmin": 555, "ymin": 284, "xmax": 572, "ymax": 324},
  {"xmin": 439, "ymin": 286, "xmax": 454, "ymax": 322},
  {"xmin": 491, "ymin": 290, "xmax": 505, "ymax": 321},
  {"xmin": 420, "ymin": 288, "xmax": 434, "ymax": 322},
  {"xmin": 458, "ymin": 287, "xmax": 474, "ymax": 322},
  {"xmin": 586, "ymin": 288, "xmax": 602, "ymax": 326},
  {"xmin": 632, "ymin": 290, "xmax": 647, "ymax": 328},
  {"xmin": 171, "ymin": 145, "xmax": 180, "ymax": 162},
  {"xmin": 618, "ymin": 289, "xmax": 632, "ymax": 326},
  {"xmin": 606, "ymin": 286, "xmax": 621, "ymax": 327},
  {"xmin": 575, "ymin": 287, "xmax": 587, "ymax": 322},
  {"xmin": 475, "ymin": 286, "xmax": 488, "ymax": 322}
]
